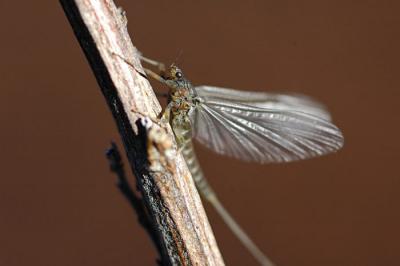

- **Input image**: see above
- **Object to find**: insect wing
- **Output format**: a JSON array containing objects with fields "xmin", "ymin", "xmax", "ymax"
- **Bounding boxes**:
[
  {"xmin": 191, "ymin": 86, "xmax": 344, "ymax": 163},
  {"xmin": 194, "ymin": 85, "xmax": 332, "ymax": 121}
]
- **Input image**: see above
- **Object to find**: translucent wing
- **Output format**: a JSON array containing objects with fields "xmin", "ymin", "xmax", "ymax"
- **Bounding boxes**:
[
  {"xmin": 191, "ymin": 86, "xmax": 344, "ymax": 163},
  {"xmin": 194, "ymin": 85, "xmax": 332, "ymax": 121}
]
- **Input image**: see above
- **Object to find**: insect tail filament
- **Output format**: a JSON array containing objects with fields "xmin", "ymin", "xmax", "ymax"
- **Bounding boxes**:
[
  {"xmin": 207, "ymin": 193, "xmax": 275, "ymax": 266},
  {"xmin": 180, "ymin": 139, "xmax": 275, "ymax": 266}
]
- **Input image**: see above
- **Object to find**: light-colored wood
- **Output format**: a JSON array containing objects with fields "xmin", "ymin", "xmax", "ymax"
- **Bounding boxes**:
[{"xmin": 60, "ymin": 0, "xmax": 225, "ymax": 265}]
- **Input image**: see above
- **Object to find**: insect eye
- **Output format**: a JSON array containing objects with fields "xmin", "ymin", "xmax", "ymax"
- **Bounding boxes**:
[{"xmin": 176, "ymin": 72, "xmax": 182, "ymax": 79}]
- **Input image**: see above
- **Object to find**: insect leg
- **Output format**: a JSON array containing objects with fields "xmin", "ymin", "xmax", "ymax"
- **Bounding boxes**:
[
  {"xmin": 159, "ymin": 102, "xmax": 172, "ymax": 123},
  {"xmin": 112, "ymin": 53, "xmax": 168, "ymax": 97},
  {"xmin": 139, "ymin": 54, "xmax": 166, "ymax": 73},
  {"xmin": 109, "ymin": 51, "xmax": 171, "ymax": 123},
  {"xmin": 109, "ymin": 51, "xmax": 150, "ymax": 80},
  {"xmin": 141, "ymin": 67, "xmax": 172, "ymax": 98},
  {"xmin": 110, "ymin": 50, "xmax": 167, "ymax": 87},
  {"xmin": 142, "ymin": 67, "xmax": 167, "ymax": 84}
]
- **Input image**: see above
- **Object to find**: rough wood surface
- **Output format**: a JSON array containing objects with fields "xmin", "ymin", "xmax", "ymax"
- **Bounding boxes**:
[{"xmin": 60, "ymin": 0, "xmax": 225, "ymax": 265}]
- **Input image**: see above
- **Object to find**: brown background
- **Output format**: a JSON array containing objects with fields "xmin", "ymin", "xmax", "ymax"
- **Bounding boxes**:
[{"xmin": 1, "ymin": 1, "xmax": 399, "ymax": 266}]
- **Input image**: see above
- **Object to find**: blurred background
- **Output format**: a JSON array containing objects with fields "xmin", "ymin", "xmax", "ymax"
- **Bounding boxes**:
[{"xmin": 1, "ymin": 1, "xmax": 399, "ymax": 265}]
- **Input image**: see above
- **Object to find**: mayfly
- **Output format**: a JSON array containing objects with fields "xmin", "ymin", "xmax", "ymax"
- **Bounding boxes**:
[{"xmin": 125, "ymin": 53, "xmax": 343, "ymax": 266}]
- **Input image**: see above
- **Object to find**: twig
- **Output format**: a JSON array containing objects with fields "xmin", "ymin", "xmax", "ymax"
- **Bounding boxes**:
[
  {"xmin": 106, "ymin": 142, "xmax": 163, "ymax": 265},
  {"xmin": 60, "ymin": 0, "xmax": 224, "ymax": 265}
]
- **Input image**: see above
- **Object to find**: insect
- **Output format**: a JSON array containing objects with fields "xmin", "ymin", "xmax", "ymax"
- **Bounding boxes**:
[{"xmin": 131, "ymin": 53, "xmax": 344, "ymax": 266}]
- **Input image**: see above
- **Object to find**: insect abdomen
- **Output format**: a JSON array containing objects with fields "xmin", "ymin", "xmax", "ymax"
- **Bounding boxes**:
[{"xmin": 175, "ymin": 127, "xmax": 214, "ymax": 199}]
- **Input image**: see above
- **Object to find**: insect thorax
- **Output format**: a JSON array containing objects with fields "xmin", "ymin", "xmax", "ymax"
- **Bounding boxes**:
[{"xmin": 169, "ymin": 87, "xmax": 195, "ymax": 142}]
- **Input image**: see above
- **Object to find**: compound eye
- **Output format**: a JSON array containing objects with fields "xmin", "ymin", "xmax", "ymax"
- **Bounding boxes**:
[{"xmin": 175, "ymin": 71, "xmax": 182, "ymax": 79}]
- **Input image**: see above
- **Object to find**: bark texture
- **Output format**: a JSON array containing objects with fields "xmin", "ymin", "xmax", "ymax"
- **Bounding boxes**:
[{"xmin": 60, "ymin": 0, "xmax": 225, "ymax": 265}]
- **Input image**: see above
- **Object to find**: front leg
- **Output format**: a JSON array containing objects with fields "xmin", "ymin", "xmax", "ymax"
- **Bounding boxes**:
[
  {"xmin": 160, "ymin": 103, "xmax": 185, "ymax": 153},
  {"xmin": 139, "ymin": 54, "xmax": 166, "ymax": 74},
  {"xmin": 109, "ymin": 51, "xmax": 167, "ymax": 86},
  {"xmin": 143, "ymin": 67, "xmax": 167, "ymax": 85},
  {"xmin": 159, "ymin": 102, "xmax": 173, "ymax": 124}
]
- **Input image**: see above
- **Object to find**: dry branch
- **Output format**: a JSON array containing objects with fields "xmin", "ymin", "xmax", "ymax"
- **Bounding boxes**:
[{"xmin": 60, "ymin": 0, "xmax": 224, "ymax": 265}]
